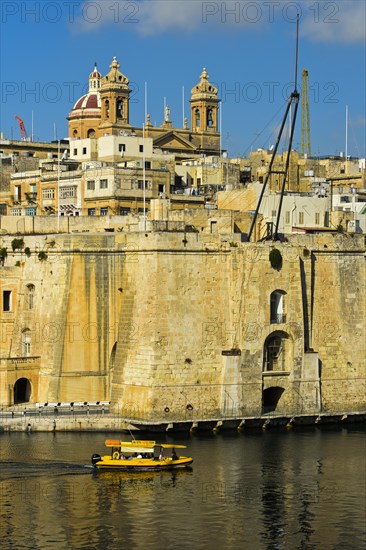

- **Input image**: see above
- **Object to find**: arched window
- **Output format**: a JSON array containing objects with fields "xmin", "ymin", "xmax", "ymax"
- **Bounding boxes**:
[
  {"xmin": 195, "ymin": 108, "xmax": 200, "ymax": 127},
  {"xmin": 263, "ymin": 331, "xmax": 291, "ymax": 372},
  {"xmin": 26, "ymin": 284, "xmax": 35, "ymax": 310},
  {"xmin": 270, "ymin": 290, "xmax": 286, "ymax": 323},
  {"xmin": 22, "ymin": 329, "xmax": 31, "ymax": 357},
  {"xmin": 73, "ymin": 129, "xmax": 78, "ymax": 138},
  {"xmin": 87, "ymin": 128, "xmax": 96, "ymax": 138},
  {"xmin": 207, "ymin": 108, "xmax": 213, "ymax": 128},
  {"xmin": 116, "ymin": 99, "xmax": 123, "ymax": 118},
  {"xmin": 105, "ymin": 100, "xmax": 110, "ymax": 118}
]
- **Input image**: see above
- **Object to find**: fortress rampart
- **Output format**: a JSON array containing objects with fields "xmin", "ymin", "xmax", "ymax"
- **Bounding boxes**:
[{"xmin": 1, "ymin": 229, "xmax": 365, "ymax": 424}]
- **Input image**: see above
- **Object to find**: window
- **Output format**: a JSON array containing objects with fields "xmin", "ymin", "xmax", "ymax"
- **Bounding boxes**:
[
  {"xmin": 73, "ymin": 148, "xmax": 77, "ymax": 155},
  {"xmin": 270, "ymin": 290, "xmax": 286, "ymax": 324},
  {"xmin": 3, "ymin": 290, "xmax": 12, "ymax": 312},
  {"xmin": 264, "ymin": 334, "xmax": 289, "ymax": 372},
  {"xmin": 0, "ymin": 203, "xmax": 6, "ymax": 215},
  {"xmin": 119, "ymin": 144, "xmax": 126, "ymax": 152},
  {"xmin": 100, "ymin": 179, "xmax": 108, "ymax": 189},
  {"xmin": 82, "ymin": 147, "xmax": 87, "ymax": 155},
  {"xmin": 207, "ymin": 108, "xmax": 213, "ymax": 127},
  {"xmin": 42, "ymin": 188, "xmax": 55, "ymax": 199},
  {"xmin": 100, "ymin": 207, "xmax": 108, "ymax": 216},
  {"xmin": 285, "ymin": 211, "xmax": 290, "ymax": 224},
  {"xmin": 271, "ymin": 210, "xmax": 277, "ymax": 218},
  {"xmin": 11, "ymin": 208, "xmax": 22, "ymax": 216},
  {"xmin": 25, "ymin": 207, "xmax": 36, "ymax": 216},
  {"xmin": 299, "ymin": 212, "xmax": 304, "ymax": 224},
  {"xmin": 137, "ymin": 180, "xmax": 148, "ymax": 190},
  {"xmin": 26, "ymin": 284, "xmax": 35, "ymax": 310},
  {"xmin": 315, "ymin": 212, "xmax": 320, "ymax": 225},
  {"xmin": 87, "ymin": 180, "xmax": 95, "ymax": 191},
  {"xmin": 145, "ymin": 161, "xmax": 151, "ymax": 169},
  {"xmin": 139, "ymin": 145, "xmax": 144, "ymax": 153},
  {"xmin": 88, "ymin": 208, "xmax": 96, "ymax": 216},
  {"xmin": 195, "ymin": 108, "xmax": 200, "ymax": 127},
  {"xmin": 14, "ymin": 185, "xmax": 21, "ymax": 201},
  {"xmin": 60, "ymin": 187, "xmax": 76, "ymax": 199},
  {"xmin": 22, "ymin": 329, "xmax": 31, "ymax": 357},
  {"xmin": 120, "ymin": 207, "xmax": 130, "ymax": 215}
]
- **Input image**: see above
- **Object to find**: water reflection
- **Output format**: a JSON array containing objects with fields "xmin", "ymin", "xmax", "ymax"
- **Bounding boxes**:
[{"xmin": 0, "ymin": 429, "xmax": 365, "ymax": 549}]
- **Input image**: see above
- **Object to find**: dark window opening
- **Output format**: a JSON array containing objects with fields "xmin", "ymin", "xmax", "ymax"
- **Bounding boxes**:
[{"xmin": 3, "ymin": 290, "xmax": 11, "ymax": 311}]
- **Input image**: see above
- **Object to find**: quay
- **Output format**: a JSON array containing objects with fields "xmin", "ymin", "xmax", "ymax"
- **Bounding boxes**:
[{"xmin": 0, "ymin": 404, "xmax": 365, "ymax": 433}]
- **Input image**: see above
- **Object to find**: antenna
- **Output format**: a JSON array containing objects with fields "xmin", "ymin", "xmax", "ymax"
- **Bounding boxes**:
[
  {"xmin": 301, "ymin": 69, "xmax": 311, "ymax": 157},
  {"xmin": 294, "ymin": 13, "xmax": 299, "ymax": 92},
  {"xmin": 248, "ymin": 13, "xmax": 300, "ymax": 242}
]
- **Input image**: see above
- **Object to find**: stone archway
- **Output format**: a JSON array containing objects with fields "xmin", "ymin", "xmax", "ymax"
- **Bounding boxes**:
[
  {"xmin": 263, "ymin": 331, "xmax": 292, "ymax": 372},
  {"xmin": 14, "ymin": 378, "xmax": 32, "ymax": 404},
  {"xmin": 262, "ymin": 386, "xmax": 285, "ymax": 413}
]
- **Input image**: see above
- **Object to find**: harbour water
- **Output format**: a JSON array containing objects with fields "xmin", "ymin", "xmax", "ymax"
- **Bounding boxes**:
[{"xmin": 0, "ymin": 428, "xmax": 365, "ymax": 549}]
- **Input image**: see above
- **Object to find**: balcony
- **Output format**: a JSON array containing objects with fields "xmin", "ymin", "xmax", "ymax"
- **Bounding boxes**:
[{"xmin": 25, "ymin": 192, "xmax": 37, "ymax": 202}]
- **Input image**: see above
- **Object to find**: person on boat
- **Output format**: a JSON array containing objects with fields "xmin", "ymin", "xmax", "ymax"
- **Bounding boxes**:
[
  {"xmin": 159, "ymin": 451, "xmax": 164, "ymax": 460},
  {"xmin": 120, "ymin": 453, "xmax": 126, "ymax": 460},
  {"xmin": 137, "ymin": 453, "xmax": 142, "ymax": 458},
  {"xmin": 172, "ymin": 450, "xmax": 178, "ymax": 461}
]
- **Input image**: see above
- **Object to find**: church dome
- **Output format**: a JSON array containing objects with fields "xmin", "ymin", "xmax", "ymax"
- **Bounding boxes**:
[
  {"xmin": 68, "ymin": 92, "xmax": 101, "ymax": 119},
  {"xmin": 89, "ymin": 66, "xmax": 102, "ymax": 80},
  {"xmin": 68, "ymin": 63, "xmax": 101, "ymax": 120}
]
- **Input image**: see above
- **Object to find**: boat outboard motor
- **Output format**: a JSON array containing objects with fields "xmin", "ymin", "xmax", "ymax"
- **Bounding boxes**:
[{"xmin": 91, "ymin": 453, "xmax": 102, "ymax": 466}]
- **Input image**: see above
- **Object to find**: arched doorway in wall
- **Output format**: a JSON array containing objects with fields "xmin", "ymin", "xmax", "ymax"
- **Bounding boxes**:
[
  {"xmin": 262, "ymin": 386, "xmax": 285, "ymax": 414},
  {"xmin": 263, "ymin": 331, "xmax": 291, "ymax": 372},
  {"xmin": 14, "ymin": 378, "xmax": 32, "ymax": 404}
]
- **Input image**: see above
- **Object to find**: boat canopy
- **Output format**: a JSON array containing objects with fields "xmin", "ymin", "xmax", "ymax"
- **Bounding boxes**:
[{"xmin": 104, "ymin": 439, "xmax": 187, "ymax": 450}]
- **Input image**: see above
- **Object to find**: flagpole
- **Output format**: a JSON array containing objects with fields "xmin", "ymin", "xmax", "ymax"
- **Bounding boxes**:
[
  {"xmin": 143, "ymin": 81, "xmax": 147, "ymax": 231},
  {"xmin": 57, "ymin": 139, "xmax": 60, "ymax": 232}
]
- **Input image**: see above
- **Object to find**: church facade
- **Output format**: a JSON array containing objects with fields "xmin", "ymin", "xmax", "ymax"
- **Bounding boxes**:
[{"xmin": 68, "ymin": 57, "xmax": 221, "ymax": 158}]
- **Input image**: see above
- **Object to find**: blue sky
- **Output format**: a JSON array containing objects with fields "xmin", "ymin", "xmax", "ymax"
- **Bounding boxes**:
[{"xmin": 1, "ymin": 0, "xmax": 365, "ymax": 158}]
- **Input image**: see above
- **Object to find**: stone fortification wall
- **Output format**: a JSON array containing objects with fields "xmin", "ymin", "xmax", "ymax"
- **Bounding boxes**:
[
  {"xmin": 111, "ymin": 231, "xmax": 365, "ymax": 421},
  {"xmin": 0, "ymin": 233, "xmax": 124, "ymax": 404},
  {"xmin": 1, "ymin": 230, "xmax": 365, "ymax": 421}
]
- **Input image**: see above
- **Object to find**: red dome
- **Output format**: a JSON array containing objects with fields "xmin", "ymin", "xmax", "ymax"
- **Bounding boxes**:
[
  {"xmin": 69, "ymin": 92, "xmax": 101, "ymax": 119},
  {"xmin": 73, "ymin": 93, "xmax": 100, "ymax": 110},
  {"xmin": 89, "ymin": 68, "xmax": 102, "ymax": 79}
]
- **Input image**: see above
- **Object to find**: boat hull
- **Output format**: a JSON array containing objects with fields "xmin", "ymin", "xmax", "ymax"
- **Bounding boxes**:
[{"xmin": 93, "ymin": 456, "xmax": 193, "ymax": 471}]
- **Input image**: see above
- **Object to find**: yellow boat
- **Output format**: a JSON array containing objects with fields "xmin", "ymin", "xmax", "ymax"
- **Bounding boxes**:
[{"xmin": 91, "ymin": 439, "xmax": 193, "ymax": 470}]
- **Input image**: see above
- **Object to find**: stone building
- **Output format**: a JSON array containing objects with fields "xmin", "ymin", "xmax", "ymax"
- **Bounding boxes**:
[{"xmin": 0, "ymin": 228, "xmax": 364, "ymax": 425}]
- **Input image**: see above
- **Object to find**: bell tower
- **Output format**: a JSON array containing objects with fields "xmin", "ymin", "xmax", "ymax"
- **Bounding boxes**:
[
  {"xmin": 190, "ymin": 68, "xmax": 220, "ymax": 153},
  {"xmin": 99, "ymin": 56, "xmax": 132, "ymax": 134}
]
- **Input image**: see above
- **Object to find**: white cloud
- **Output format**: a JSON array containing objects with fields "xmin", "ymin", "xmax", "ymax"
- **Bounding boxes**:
[
  {"xmin": 73, "ymin": 0, "xmax": 366, "ymax": 43},
  {"xmin": 73, "ymin": 1, "xmax": 203, "ymax": 35},
  {"xmin": 300, "ymin": 1, "xmax": 366, "ymax": 44}
]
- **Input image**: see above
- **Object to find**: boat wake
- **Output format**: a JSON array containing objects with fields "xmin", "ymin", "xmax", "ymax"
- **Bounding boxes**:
[{"xmin": 0, "ymin": 460, "xmax": 92, "ymax": 480}]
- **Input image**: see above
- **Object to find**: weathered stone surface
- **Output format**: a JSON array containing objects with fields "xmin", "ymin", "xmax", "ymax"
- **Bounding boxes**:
[{"xmin": 0, "ymin": 232, "xmax": 365, "ymax": 421}]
